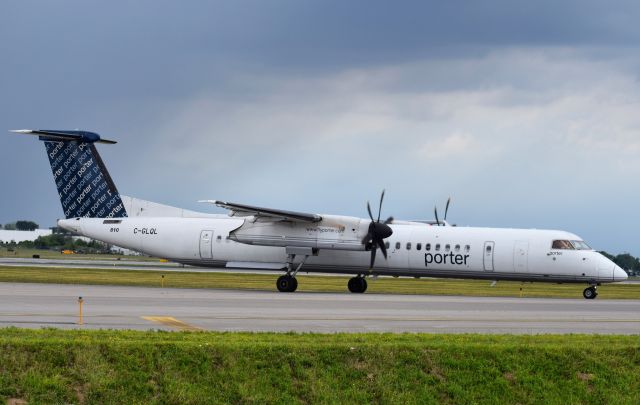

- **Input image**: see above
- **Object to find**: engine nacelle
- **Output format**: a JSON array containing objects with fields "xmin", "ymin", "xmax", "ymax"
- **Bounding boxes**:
[{"xmin": 230, "ymin": 215, "xmax": 368, "ymax": 251}]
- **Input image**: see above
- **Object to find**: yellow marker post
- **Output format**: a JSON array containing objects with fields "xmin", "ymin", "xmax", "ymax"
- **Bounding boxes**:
[
  {"xmin": 78, "ymin": 296, "xmax": 84, "ymax": 325},
  {"xmin": 161, "ymin": 275, "xmax": 165, "ymax": 288}
]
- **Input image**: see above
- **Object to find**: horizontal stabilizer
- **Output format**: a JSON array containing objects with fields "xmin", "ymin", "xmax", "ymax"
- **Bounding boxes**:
[{"xmin": 10, "ymin": 129, "xmax": 117, "ymax": 144}]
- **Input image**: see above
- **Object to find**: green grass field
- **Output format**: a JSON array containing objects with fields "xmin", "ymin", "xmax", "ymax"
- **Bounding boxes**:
[
  {"xmin": 1, "ymin": 265, "xmax": 639, "ymax": 299},
  {"xmin": 0, "ymin": 329, "xmax": 638, "ymax": 404}
]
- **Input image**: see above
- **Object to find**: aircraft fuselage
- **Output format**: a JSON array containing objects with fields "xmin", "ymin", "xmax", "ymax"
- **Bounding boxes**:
[{"xmin": 59, "ymin": 216, "xmax": 627, "ymax": 284}]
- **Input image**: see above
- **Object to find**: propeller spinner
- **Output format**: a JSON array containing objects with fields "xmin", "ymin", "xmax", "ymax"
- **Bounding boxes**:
[{"xmin": 362, "ymin": 190, "xmax": 394, "ymax": 269}]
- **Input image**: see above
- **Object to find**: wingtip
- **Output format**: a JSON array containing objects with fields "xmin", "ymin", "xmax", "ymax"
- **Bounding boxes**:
[{"xmin": 9, "ymin": 129, "xmax": 33, "ymax": 134}]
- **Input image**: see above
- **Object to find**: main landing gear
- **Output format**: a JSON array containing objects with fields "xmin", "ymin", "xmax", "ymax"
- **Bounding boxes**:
[
  {"xmin": 277, "ymin": 275, "xmax": 298, "ymax": 292},
  {"xmin": 348, "ymin": 276, "xmax": 367, "ymax": 293},
  {"xmin": 275, "ymin": 249, "xmax": 371, "ymax": 294},
  {"xmin": 276, "ymin": 250, "xmax": 310, "ymax": 293},
  {"xmin": 583, "ymin": 285, "xmax": 598, "ymax": 299}
]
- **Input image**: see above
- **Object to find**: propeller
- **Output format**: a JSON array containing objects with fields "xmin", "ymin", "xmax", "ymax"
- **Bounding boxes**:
[
  {"xmin": 444, "ymin": 197, "xmax": 451, "ymax": 222},
  {"xmin": 362, "ymin": 190, "xmax": 394, "ymax": 269},
  {"xmin": 434, "ymin": 197, "xmax": 452, "ymax": 226}
]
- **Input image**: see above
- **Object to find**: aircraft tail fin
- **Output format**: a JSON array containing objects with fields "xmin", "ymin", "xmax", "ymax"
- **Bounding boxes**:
[{"xmin": 11, "ymin": 129, "xmax": 128, "ymax": 219}]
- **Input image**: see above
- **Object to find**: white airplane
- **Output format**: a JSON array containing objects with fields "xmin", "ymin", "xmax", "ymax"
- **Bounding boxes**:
[{"xmin": 11, "ymin": 129, "xmax": 628, "ymax": 298}]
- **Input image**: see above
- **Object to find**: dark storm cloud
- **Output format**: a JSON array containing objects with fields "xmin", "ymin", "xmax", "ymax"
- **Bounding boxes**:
[
  {"xmin": 1, "ymin": 0, "xmax": 638, "ymax": 124},
  {"xmin": 1, "ymin": 0, "xmax": 638, "ymax": 110}
]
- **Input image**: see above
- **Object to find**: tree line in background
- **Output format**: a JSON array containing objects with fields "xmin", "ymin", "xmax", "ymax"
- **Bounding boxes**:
[
  {"xmin": 2, "ymin": 234, "xmax": 108, "ymax": 254},
  {"xmin": 599, "ymin": 252, "xmax": 640, "ymax": 275},
  {"xmin": 1, "ymin": 221, "xmax": 40, "ymax": 231}
]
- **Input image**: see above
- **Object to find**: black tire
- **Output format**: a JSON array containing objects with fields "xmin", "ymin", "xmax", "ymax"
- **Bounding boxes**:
[
  {"xmin": 583, "ymin": 287, "xmax": 597, "ymax": 299},
  {"xmin": 288, "ymin": 276, "xmax": 298, "ymax": 292},
  {"xmin": 360, "ymin": 277, "xmax": 368, "ymax": 293},
  {"xmin": 277, "ymin": 275, "xmax": 298, "ymax": 293},
  {"xmin": 348, "ymin": 277, "xmax": 367, "ymax": 293}
]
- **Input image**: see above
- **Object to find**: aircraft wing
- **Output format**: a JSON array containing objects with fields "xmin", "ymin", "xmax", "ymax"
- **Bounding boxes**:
[{"xmin": 199, "ymin": 200, "xmax": 323, "ymax": 223}]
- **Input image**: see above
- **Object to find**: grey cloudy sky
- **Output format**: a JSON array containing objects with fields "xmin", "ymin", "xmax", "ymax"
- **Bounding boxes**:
[{"xmin": 1, "ymin": 1, "xmax": 639, "ymax": 255}]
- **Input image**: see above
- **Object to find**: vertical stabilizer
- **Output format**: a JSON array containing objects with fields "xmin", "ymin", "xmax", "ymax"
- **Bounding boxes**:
[{"xmin": 12, "ymin": 129, "xmax": 127, "ymax": 219}]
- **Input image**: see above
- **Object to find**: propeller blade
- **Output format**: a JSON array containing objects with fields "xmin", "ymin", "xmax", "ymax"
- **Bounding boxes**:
[
  {"xmin": 369, "ymin": 243, "xmax": 377, "ymax": 269},
  {"xmin": 384, "ymin": 216, "xmax": 394, "ymax": 225},
  {"xmin": 377, "ymin": 238, "xmax": 388, "ymax": 260},
  {"xmin": 377, "ymin": 189, "xmax": 385, "ymax": 222},
  {"xmin": 444, "ymin": 197, "xmax": 451, "ymax": 221},
  {"xmin": 367, "ymin": 201, "xmax": 374, "ymax": 222},
  {"xmin": 434, "ymin": 206, "xmax": 440, "ymax": 226}
]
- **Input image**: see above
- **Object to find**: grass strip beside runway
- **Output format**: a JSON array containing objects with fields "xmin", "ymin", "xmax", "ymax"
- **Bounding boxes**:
[
  {"xmin": 0, "ymin": 329, "xmax": 638, "ymax": 404},
  {"xmin": 0, "ymin": 265, "xmax": 639, "ymax": 299}
]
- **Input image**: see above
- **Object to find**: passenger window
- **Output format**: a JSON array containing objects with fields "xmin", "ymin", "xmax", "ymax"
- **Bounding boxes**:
[
  {"xmin": 465, "ymin": 245, "xmax": 470, "ymax": 252},
  {"xmin": 216, "ymin": 235, "xmax": 222, "ymax": 242},
  {"xmin": 406, "ymin": 242, "xmax": 412, "ymax": 250},
  {"xmin": 435, "ymin": 244, "xmax": 441, "ymax": 251},
  {"xmin": 416, "ymin": 243, "xmax": 422, "ymax": 251},
  {"xmin": 552, "ymin": 240, "xmax": 574, "ymax": 250},
  {"xmin": 385, "ymin": 241, "xmax": 390, "ymax": 249},
  {"xmin": 486, "ymin": 245, "xmax": 492, "ymax": 253},
  {"xmin": 454, "ymin": 244, "xmax": 460, "ymax": 252},
  {"xmin": 426, "ymin": 243, "xmax": 431, "ymax": 251},
  {"xmin": 445, "ymin": 244, "xmax": 451, "ymax": 252},
  {"xmin": 395, "ymin": 242, "xmax": 401, "ymax": 250}
]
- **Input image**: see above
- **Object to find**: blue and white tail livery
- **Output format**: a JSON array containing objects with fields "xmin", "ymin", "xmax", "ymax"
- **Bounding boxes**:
[
  {"xmin": 12, "ymin": 128, "xmax": 628, "ymax": 297},
  {"xmin": 11, "ymin": 129, "xmax": 127, "ymax": 219}
]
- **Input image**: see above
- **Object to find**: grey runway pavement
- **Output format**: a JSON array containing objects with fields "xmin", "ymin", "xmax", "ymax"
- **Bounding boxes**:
[{"xmin": 0, "ymin": 282, "xmax": 638, "ymax": 334}]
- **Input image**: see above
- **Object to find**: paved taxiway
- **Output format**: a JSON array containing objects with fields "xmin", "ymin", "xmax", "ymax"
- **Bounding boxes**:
[{"xmin": 0, "ymin": 282, "xmax": 638, "ymax": 334}]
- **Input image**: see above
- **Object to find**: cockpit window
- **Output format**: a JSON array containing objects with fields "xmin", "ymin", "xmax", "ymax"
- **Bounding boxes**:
[
  {"xmin": 571, "ymin": 240, "xmax": 592, "ymax": 250},
  {"xmin": 552, "ymin": 240, "xmax": 574, "ymax": 250}
]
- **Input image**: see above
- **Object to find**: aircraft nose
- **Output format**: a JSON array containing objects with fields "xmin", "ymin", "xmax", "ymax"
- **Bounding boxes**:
[{"xmin": 613, "ymin": 265, "xmax": 629, "ymax": 282}]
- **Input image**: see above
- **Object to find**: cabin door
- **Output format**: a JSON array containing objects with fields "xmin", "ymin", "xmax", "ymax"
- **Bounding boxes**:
[
  {"xmin": 199, "ymin": 230, "xmax": 214, "ymax": 259},
  {"xmin": 513, "ymin": 240, "xmax": 529, "ymax": 273},
  {"xmin": 483, "ymin": 241, "xmax": 495, "ymax": 271}
]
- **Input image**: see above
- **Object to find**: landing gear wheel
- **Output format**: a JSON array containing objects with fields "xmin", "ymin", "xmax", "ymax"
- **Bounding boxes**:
[
  {"xmin": 277, "ymin": 275, "xmax": 298, "ymax": 292},
  {"xmin": 348, "ymin": 277, "xmax": 368, "ymax": 293},
  {"xmin": 583, "ymin": 286, "xmax": 597, "ymax": 299}
]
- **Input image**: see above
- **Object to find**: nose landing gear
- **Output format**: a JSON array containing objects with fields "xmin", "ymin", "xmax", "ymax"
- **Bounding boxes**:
[{"xmin": 583, "ymin": 285, "xmax": 598, "ymax": 299}]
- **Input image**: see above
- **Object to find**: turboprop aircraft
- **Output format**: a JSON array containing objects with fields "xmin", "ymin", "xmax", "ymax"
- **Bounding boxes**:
[{"xmin": 11, "ymin": 129, "xmax": 628, "ymax": 298}]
